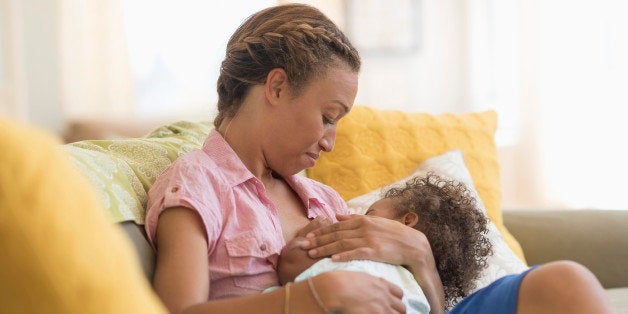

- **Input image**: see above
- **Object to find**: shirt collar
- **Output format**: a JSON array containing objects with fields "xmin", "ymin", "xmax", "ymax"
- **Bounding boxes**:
[
  {"xmin": 283, "ymin": 175, "xmax": 327, "ymax": 219},
  {"xmin": 202, "ymin": 129, "xmax": 255, "ymax": 188},
  {"xmin": 202, "ymin": 129, "xmax": 328, "ymax": 217}
]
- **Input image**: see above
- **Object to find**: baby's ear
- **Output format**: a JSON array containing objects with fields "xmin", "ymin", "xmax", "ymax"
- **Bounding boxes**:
[{"xmin": 402, "ymin": 212, "xmax": 419, "ymax": 228}]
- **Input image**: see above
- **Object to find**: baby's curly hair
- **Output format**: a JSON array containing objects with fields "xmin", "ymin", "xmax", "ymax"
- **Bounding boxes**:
[{"xmin": 384, "ymin": 173, "xmax": 493, "ymax": 307}]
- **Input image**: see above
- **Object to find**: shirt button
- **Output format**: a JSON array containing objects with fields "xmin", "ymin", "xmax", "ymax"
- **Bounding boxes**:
[
  {"xmin": 171, "ymin": 187, "xmax": 179, "ymax": 193},
  {"xmin": 260, "ymin": 243, "xmax": 267, "ymax": 251}
]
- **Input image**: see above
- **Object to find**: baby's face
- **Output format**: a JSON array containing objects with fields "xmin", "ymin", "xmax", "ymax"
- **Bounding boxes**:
[{"xmin": 364, "ymin": 197, "xmax": 404, "ymax": 224}]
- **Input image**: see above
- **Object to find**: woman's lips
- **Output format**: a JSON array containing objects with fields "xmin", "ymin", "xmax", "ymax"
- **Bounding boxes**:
[{"xmin": 305, "ymin": 152, "xmax": 319, "ymax": 166}]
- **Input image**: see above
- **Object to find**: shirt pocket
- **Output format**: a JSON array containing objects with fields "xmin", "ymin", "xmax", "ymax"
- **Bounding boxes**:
[{"xmin": 224, "ymin": 231, "xmax": 281, "ymax": 290}]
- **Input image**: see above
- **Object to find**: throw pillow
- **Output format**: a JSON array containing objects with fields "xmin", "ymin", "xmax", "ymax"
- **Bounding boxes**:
[
  {"xmin": 65, "ymin": 121, "xmax": 213, "ymax": 224},
  {"xmin": 307, "ymin": 105, "xmax": 525, "ymax": 262},
  {"xmin": 346, "ymin": 150, "xmax": 528, "ymax": 301},
  {"xmin": 0, "ymin": 118, "xmax": 166, "ymax": 313}
]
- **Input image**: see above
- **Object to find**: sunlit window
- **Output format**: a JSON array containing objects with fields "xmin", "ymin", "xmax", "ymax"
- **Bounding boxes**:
[
  {"xmin": 121, "ymin": 0, "xmax": 274, "ymax": 119},
  {"xmin": 538, "ymin": 0, "xmax": 628, "ymax": 209},
  {"xmin": 471, "ymin": 0, "xmax": 628, "ymax": 210},
  {"xmin": 467, "ymin": 0, "xmax": 521, "ymax": 146}
]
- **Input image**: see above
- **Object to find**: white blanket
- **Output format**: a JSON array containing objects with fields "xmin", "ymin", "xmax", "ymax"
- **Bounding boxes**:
[{"xmin": 295, "ymin": 258, "xmax": 430, "ymax": 314}]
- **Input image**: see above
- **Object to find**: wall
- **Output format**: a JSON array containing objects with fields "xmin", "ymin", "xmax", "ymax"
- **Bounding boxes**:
[
  {"xmin": 22, "ymin": 0, "xmax": 64, "ymax": 134},
  {"xmin": 0, "ymin": 0, "xmax": 64, "ymax": 134},
  {"xmin": 0, "ymin": 0, "xmax": 27, "ymax": 122},
  {"xmin": 354, "ymin": 0, "xmax": 469, "ymax": 114},
  {"xmin": 3, "ymin": 0, "xmax": 471, "ymax": 133}
]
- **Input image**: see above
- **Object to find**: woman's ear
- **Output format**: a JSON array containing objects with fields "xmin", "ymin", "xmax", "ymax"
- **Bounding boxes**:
[
  {"xmin": 265, "ymin": 68, "xmax": 288, "ymax": 105},
  {"xmin": 401, "ymin": 212, "xmax": 419, "ymax": 228}
]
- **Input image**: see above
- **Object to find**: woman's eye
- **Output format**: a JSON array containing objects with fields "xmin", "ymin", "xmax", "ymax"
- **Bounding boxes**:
[{"xmin": 322, "ymin": 116, "xmax": 335, "ymax": 125}]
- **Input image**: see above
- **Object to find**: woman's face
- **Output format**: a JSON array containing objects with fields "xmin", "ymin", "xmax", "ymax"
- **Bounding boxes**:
[{"xmin": 265, "ymin": 64, "xmax": 358, "ymax": 175}]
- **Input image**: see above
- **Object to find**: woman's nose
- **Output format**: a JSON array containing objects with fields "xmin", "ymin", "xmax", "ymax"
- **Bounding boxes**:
[{"xmin": 319, "ymin": 131, "xmax": 335, "ymax": 152}]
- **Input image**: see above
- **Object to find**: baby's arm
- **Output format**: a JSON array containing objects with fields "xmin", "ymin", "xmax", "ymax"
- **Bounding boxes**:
[
  {"xmin": 277, "ymin": 236, "xmax": 323, "ymax": 284},
  {"xmin": 277, "ymin": 216, "xmax": 332, "ymax": 285}
]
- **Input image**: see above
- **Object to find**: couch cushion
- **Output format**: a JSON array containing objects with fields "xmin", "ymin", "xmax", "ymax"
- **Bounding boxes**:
[
  {"xmin": 308, "ymin": 105, "xmax": 525, "ymax": 262},
  {"xmin": 0, "ymin": 118, "xmax": 166, "ymax": 313},
  {"xmin": 504, "ymin": 209, "xmax": 628, "ymax": 289},
  {"xmin": 64, "ymin": 121, "xmax": 212, "ymax": 224},
  {"xmin": 606, "ymin": 287, "xmax": 628, "ymax": 314}
]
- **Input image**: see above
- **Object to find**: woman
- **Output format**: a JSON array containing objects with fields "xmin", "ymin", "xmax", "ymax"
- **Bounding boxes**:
[{"xmin": 145, "ymin": 3, "xmax": 613, "ymax": 314}]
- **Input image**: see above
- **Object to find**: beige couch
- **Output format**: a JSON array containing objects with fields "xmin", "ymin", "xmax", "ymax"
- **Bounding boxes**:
[
  {"xmin": 504, "ymin": 210, "xmax": 628, "ymax": 312},
  {"xmin": 65, "ymin": 117, "xmax": 628, "ymax": 312},
  {"xmin": 117, "ymin": 204, "xmax": 628, "ymax": 312}
]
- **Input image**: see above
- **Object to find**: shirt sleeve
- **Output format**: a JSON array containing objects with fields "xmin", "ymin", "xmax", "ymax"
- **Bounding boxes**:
[{"xmin": 144, "ymin": 153, "xmax": 223, "ymax": 252}]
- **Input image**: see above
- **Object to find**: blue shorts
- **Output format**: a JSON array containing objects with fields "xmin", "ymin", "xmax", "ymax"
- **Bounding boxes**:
[{"xmin": 447, "ymin": 266, "xmax": 538, "ymax": 314}]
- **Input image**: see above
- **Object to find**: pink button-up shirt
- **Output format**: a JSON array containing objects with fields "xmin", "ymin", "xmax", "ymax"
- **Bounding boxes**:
[{"xmin": 145, "ymin": 129, "xmax": 348, "ymax": 299}]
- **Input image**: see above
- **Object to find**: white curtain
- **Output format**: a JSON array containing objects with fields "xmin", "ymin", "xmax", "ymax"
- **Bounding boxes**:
[
  {"xmin": 59, "ymin": 0, "xmax": 134, "ymax": 119},
  {"xmin": 470, "ymin": 0, "xmax": 628, "ymax": 210},
  {"xmin": 535, "ymin": 0, "xmax": 628, "ymax": 209},
  {"xmin": 0, "ymin": 0, "xmax": 28, "ymax": 122}
]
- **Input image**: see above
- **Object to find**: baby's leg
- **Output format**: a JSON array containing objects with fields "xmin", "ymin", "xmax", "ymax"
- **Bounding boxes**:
[{"xmin": 517, "ymin": 260, "xmax": 613, "ymax": 314}]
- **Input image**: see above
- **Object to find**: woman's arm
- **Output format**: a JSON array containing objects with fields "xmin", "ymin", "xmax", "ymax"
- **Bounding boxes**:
[
  {"xmin": 153, "ymin": 208, "xmax": 406, "ymax": 314},
  {"xmin": 183, "ymin": 271, "xmax": 405, "ymax": 314},
  {"xmin": 152, "ymin": 207, "xmax": 210, "ymax": 312},
  {"xmin": 301, "ymin": 214, "xmax": 446, "ymax": 313}
]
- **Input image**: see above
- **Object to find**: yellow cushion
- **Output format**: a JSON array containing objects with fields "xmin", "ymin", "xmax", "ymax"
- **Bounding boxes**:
[
  {"xmin": 307, "ymin": 105, "xmax": 526, "ymax": 263},
  {"xmin": 0, "ymin": 119, "xmax": 166, "ymax": 313}
]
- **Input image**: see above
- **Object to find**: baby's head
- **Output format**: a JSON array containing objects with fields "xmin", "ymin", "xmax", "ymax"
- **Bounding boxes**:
[
  {"xmin": 365, "ymin": 196, "xmax": 419, "ymax": 227},
  {"xmin": 367, "ymin": 173, "xmax": 493, "ymax": 308}
]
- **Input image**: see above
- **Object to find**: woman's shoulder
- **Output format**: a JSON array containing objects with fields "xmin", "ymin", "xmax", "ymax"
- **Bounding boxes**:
[
  {"xmin": 172, "ymin": 149, "xmax": 219, "ymax": 172},
  {"xmin": 149, "ymin": 149, "xmax": 225, "ymax": 196}
]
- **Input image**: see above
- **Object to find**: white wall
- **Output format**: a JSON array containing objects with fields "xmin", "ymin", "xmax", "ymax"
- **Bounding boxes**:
[
  {"xmin": 0, "ymin": 0, "xmax": 27, "ymax": 123},
  {"xmin": 21, "ymin": 0, "xmax": 65, "ymax": 134},
  {"xmin": 355, "ymin": 0, "xmax": 469, "ymax": 114},
  {"xmin": 0, "ymin": 0, "xmax": 65, "ymax": 134},
  {"xmin": 3, "ymin": 0, "xmax": 471, "ymax": 134}
]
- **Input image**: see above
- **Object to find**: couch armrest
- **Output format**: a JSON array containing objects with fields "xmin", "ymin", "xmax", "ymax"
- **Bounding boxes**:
[
  {"xmin": 119, "ymin": 222, "xmax": 156, "ymax": 282},
  {"xmin": 503, "ymin": 209, "xmax": 628, "ymax": 288}
]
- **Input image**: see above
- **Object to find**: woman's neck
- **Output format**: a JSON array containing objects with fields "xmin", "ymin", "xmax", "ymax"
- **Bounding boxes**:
[{"xmin": 217, "ymin": 108, "xmax": 275, "ymax": 183}]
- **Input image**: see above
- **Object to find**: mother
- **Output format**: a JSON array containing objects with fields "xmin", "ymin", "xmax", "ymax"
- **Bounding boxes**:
[{"xmin": 145, "ymin": 4, "xmax": 612, "ymax": 313}]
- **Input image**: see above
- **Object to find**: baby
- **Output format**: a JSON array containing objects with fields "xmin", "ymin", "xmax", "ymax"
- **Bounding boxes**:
[{"xmin": 277, "ymin": 173, "xmax": 494, "ymax": 312}]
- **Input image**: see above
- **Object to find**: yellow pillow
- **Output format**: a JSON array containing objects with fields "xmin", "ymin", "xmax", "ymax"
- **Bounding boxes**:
[
  {"xmin": 307, "ymin": 105, "xmax": 526, "ymax": 263},
  {"xmin": 0, "ymin": 119, "xmax": 166, "ymax": 313}
]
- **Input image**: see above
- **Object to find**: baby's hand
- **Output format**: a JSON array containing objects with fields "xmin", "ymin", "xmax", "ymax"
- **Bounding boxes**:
[{"xmin": 278, "ymin": 216, "xmax": 333, "ymax": 284}]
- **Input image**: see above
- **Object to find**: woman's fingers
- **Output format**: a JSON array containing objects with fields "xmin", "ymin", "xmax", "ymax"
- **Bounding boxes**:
[
  {"xmin": 315, "ymin": 271, "xmax": 406, "ymax": 314},
  {"xmin": 373, "ymin": 278, "xmax": 406, "ymax": 314},
  {"xmin": 295, "ymin": 215, "xmax": 333, "ymax": 238},
  {"xmin": 309, "ymin": 237, "xmax": 377, "ymax": 261},
  {"xmin": 304, "ymin": 214, "xmax": 374, "ymax": 240},
  {"xmin": 388, "ymin": 279, "xmax": 406, "ymax": 314},
  {"xmin": 301, "ymin": 214, "xmax": 429, "ymax": 267},
  {"xmin": 301, "ymin": 215, "xmax": 390, "ymax": 258}
]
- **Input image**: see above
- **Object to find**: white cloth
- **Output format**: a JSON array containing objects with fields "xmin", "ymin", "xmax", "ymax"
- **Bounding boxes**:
[{"xmin": 295, "ymin": 258, "xmax": 430, "ymax": 314}]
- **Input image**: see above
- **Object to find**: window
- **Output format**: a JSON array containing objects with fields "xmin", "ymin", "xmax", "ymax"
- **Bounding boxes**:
[{"xmin": 121, "ymin": 0, "xmax": 275, "ymax": 119}]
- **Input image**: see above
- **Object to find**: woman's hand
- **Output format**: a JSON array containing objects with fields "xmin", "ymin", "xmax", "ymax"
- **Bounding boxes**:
[
  {"xmin": 300, "ymin": 214, "xmax": 427, "ymax": 266},
  {"xmin": 301, "ymin": 213, "xmax": 446, "ymax": 313},
  {"xmin": 309, "ymin": 271, "xmax": 406, "ymax": 314}
]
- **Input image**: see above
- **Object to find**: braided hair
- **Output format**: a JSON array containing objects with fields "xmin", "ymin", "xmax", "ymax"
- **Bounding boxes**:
[
  {"xmin": 214, "ymin": 4, "xmax": 361, "ymax": 128},
  {"xmin": 384, "ymin": 173, "xmax": 493, "ymax": 308}
]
